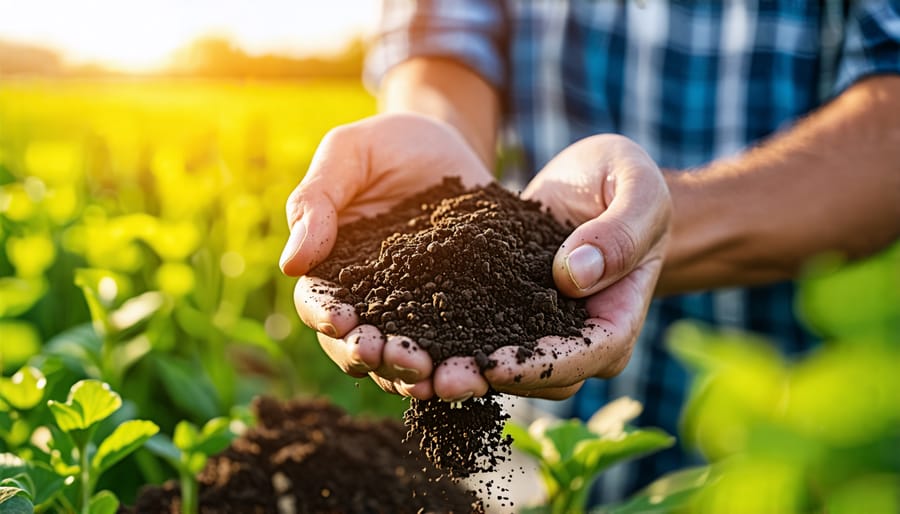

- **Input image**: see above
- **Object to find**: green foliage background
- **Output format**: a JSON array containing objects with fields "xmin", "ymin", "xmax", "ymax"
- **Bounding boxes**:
[{"xmin": 0, "ymin": 80, "xmax": 407, "ymax": 501}]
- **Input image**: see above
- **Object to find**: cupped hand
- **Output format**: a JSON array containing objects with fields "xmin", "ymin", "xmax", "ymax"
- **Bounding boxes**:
[
  {"xmin": 461, "ymin": 134, "xmax": 672, "ymax": 400},
  {"xmin": 281, "ymin": 113, "xmax": 494, "ymax": 399}
]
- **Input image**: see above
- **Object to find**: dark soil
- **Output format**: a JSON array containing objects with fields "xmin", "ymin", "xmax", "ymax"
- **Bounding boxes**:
[
  {"xmin": 312, "ymin": 178, "xmax": 586, "ymax": 365},
  {"xmin": 310, "ymin": 178, "xmax": 587, "ymax": 487},
  {"xmin": 129, "ymin": 397, "xmax": 482, "ymax": 514}
]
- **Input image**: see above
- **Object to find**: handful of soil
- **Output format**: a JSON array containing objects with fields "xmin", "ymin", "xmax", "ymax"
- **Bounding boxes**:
[
  {"xmin": 311, "ymin": 177, "xmax": 587, "ymax": 486},
  {"xmin": 129, "ymin": 397, "xmax": 482, "ymax": 514}
]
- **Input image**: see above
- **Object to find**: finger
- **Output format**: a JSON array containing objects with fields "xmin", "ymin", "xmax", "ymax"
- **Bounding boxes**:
[
  {"xmin": 374, "ymin": 335, "xmax": 433, "ymax": 383},
  {"xmin": 432, "ymin": 357, "xmax": 489, "ymax": 402},
  {"xmin": 316, "ymin": 325, "xmax": 385, "ymax": 377},
  {"xmin": 395, "ymin": 379, "xmax": 435, "ymax": 401},
  {"xmin": 553, "ymin": 138, "xmax": 670, "ymax": 298},
  {"xmin": 293, "ymin": 276, "xmax": 359, "ymax": 337},
  {"xmin": 280, "ymin": 126, "xmax": 366, "ymax": 276},
  {"xmin": 484, "ymin": 320, "xmax": 631, "ymax": 390}
]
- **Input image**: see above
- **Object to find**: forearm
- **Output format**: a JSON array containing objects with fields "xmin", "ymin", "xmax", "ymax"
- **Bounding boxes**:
[
  {"xmin": 660, "ymin": 75, "xmax": 900, "ymax": 295},
  {"xmin": 379, "ymin": 57, "xmax": 500, "ymax": 167}
]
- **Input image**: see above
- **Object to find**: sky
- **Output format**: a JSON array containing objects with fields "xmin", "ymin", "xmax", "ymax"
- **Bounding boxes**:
[{"xmin": 0, "ymin": 0, "xmax": 381, "ymax": 71}]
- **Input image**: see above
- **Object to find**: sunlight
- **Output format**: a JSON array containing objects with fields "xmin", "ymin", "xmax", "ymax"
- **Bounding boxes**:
[{"xmin": 0, "ymin": 0, "xmax": 380, "ymax": 71}]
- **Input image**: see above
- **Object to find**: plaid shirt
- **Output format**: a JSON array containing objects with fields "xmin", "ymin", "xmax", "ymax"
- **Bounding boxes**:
[{"xmin": 365, "ymin": 0, "xmax": 900, "ymax": 501}]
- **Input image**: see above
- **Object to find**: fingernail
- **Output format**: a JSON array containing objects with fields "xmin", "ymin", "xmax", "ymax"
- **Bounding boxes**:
[
  {"xmin": 317, "ymin": 322, "xmax": 337, "ymax": 338},
  {"xmin": 279, "ymin": 221, "xmax": 308, "ymax": 270},
  {"xmin": 395, "ymin": 380, "xmax": 414, "ymax": 397},
  {"xmin": 565, "ymin": 244, "xmax": 605, "ymax": 290},
  {"xmin": 393, "ymin": 364, "xmax": 420, "ymax": 381},
  {"xmin": 442, "ymin": 392, "xmax": 473, "ymax": 404}
]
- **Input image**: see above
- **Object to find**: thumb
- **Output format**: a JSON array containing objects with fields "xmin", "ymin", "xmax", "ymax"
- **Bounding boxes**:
[
  {"xmin": 553, "ymin": 174, "xmax": 670, "ymax": 298},
  {"xmin": 279, "ymin": 186, "xmax": 339, "ymax": 277},
  {"xmin": 279, "ymin": 127, "xmax": 363, "ymax": 277}
]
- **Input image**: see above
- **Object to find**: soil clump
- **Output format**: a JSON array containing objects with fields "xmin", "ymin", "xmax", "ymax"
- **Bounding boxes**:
[
  {"xmin": 310, "ymin": 177, "xmax": 588, "ymax": 489},
  {"xmin": 128, "ymin": 396, "xmax": 482, "ymax": 513}
]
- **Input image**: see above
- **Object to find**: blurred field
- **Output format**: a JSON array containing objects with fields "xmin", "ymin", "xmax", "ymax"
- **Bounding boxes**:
[{"xmin": 0, "ymin": 79, "xmax": 409, "ymax": 420}]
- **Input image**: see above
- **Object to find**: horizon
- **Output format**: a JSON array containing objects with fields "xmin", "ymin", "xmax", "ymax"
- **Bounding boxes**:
[{"xmin": 0, "ymin": 0, "xmax": 380, "ymax": 72}]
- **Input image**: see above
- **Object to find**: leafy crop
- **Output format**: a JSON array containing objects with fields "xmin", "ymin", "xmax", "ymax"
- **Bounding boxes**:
[
  {"xmin": 506, "ymin": 397, "xmax": 674, "ymax": 514},
  {"xmin": 0, "ymin": 80, "xmax": 405, "ymax": 506},
  {"xmin": 1, "ymin": 378, "xmax": 157, "ymax": 514},
  {"xmin": 146, "ymin": 418, "xmax": 235, "ymax": 514}
]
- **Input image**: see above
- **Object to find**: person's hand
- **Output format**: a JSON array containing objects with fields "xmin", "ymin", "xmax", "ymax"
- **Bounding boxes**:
[
  {"xmin": 280, "ymin": 113, "xmax": 493, "ymax": 398},
  {"xmin": 433, "ymin": 135, "xmax": 672, "ymax": 401}
]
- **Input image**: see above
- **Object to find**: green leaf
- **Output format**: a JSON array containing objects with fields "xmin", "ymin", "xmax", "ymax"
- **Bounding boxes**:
[
  {"xmin": 0, "ymin": 367, "xmax": 47, "ymax": 410},
  {"xmin": 23, "ymin": 462, "xmax": 64, "ymax": 508},
  {"xmin": 798, "ymin": 244, "xmax": 900, "ymax": 341},
  {"xmin": 0, "ymin": 322, "xmax": 41, "ymax": 374},
  {"xmin": 0, "ymin": 276, "xmax": 46, "ymax": 318},
  {"xmin": 154, "ymin": 357, "xmax": 220, "ymax": 420},
  {"xmin": 74, "ymin": 269, "xmax": 131, "ymax": 335},
  {"xmin": 595, "ymin": 466, "xmax": 710, "ymax": 514},
  {"xmin": 225, "ymin": 318, "xmax": 283, "ymax": 358},
  {"xmin": 574, "ymin": 429, "xmax": 675, "ymax": 478},
  {"xmin": 88, "ymin": 490, "xmax": 119, "ymax": 514},
  {"xmin": 0, "ymin": 478, "xmax": 29, "ymax": 497},
  {"xmin": 544, "ymin": 420, "xmax": 595, "ymax": 463},
  {"xmin": 47, "ymin": 402, "xmax": 83, "ymax": 433},
  {"xmin": 91, "ymin": 420, "xmax": 159, "ymax": 476},
  {"xmin": 193, "ymin": 417, "xmax": 233, "ymax": 456},
  {"xmin": 173, "ymin": 421, "xmax": 199, "ymax": 451},
  {"xmin": 42, "ymin": 323, "xmax": 103, "ymax": 377},
  {"xmin": 505, "ymin": 421, "xmax": 544, "ymax": 461},
  {"xmin": 0, "ymin": 490, "xmax": 33, "ymax": 514},
  {"xmin": 48, "ymin": 380, "xmax": 122, "ymax": 432}
]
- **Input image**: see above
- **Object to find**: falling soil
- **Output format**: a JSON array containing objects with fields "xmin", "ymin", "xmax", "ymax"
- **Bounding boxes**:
[
  {"xmin": 310, "ymin": 177, "xmax": 587, "ymax": 491},
  {"xmin": 128, "ymin": 396, "xmax": 482, "ymax": 514}
]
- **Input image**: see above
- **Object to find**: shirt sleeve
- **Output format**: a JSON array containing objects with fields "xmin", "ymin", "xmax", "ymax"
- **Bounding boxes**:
[
  {"xmin": 363, "ymin": 0, "xmax": 507, "ymax": 92},
  {"xmin": 833, "ymin": 0, "xmax": 900, "ymax": 94}
]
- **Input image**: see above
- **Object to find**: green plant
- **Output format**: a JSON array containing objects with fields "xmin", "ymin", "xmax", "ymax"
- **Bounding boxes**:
[
  {"xmin": 506, "ymin": 397, "xmax": 674, "ymax": 514},
  {"xmin": 46, "ymin": 379, "xmax": 159, "ymax": 514},
  {"xmin": 654, "ymin": 243, "xmax": 900, "ymax": 514},
  {"xmin": 146, "ymin": 417, "xmax": 235, "ymax": 514}
]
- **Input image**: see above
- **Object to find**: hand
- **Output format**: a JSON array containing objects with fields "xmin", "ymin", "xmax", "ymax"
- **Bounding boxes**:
[
  {"xmin": 449, "ymin": 135, "xmax": 672, "ymax": 400},
  {"xmin": 280, "ymin": 113, "xmax": 493, "ymax": 398}
]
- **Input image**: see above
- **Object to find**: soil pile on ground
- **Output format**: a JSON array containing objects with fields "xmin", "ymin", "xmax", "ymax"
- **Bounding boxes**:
[
  {"xmin": 310, "ymin": 177, "xmax": 587, "ymax": 489},
  {"xmin": 129, "ymin": 396, "xmax": 483, "ymax": 514}
]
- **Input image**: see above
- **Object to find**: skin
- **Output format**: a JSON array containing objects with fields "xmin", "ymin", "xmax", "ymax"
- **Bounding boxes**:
[{"xmin": 282, "ymin": 58, "xmax": 900, "ymax": 402}]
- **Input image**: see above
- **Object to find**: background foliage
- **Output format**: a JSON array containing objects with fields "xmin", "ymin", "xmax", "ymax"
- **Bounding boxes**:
[{"xmin": 0, "ymin": 79, "xmax": 406, "ymax": 503}]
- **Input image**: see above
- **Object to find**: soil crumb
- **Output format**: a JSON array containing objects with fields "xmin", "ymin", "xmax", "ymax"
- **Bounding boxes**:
[
  {"xmin": 128, "ymin": 396, "xmax": 483, "ymax": 514},
  {"xmin": 310, "ymin": 177, "xmax": 587, "ymax": 494}
]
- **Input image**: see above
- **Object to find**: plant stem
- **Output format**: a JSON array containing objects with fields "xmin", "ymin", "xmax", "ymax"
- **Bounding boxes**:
[
  {"xmin": 80, "ymin": 444, "xmax": 91, "ymax": 514},
  {"xmin": 180, "ymin": 471, "xmax": 198, "ymax": 514}
]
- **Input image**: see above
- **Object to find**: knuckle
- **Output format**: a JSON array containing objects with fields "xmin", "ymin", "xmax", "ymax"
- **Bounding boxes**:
[{"xmin": 604, "ymin": 217, "xmax": 641, "ymax": 272}]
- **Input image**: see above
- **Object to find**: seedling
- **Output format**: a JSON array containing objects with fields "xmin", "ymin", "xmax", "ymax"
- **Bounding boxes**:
[
  {"xmin": 146, "ymin": 417, "xmax": 235, "ymax": 514},
  {"xmin": 505, "ymin": 397, "xmax": 674, "ymax": 514},
  {"xmin": 47, "ymin": 379, "xmax": 158, "ymax": 514}
]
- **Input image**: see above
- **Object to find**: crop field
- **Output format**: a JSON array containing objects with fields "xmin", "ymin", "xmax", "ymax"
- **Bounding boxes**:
[{"xmin": 0, "ymin": 79, "xmax": 408, "ymax": 423}]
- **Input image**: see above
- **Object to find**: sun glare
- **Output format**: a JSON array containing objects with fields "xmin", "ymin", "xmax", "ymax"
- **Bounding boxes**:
[{"xmin": 0, "ymin": 0, "xmax": 380, "ymax": 71}]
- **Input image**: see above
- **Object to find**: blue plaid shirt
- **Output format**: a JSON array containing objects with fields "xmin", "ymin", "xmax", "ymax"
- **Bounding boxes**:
[{"xmin": 365, "ymin": 0, "xmax": 900, "ymax": 501}]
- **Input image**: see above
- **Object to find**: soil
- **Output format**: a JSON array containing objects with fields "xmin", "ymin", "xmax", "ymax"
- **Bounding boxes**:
[
  {"xmin": 312, "ymin": 178, "xmax": 587, "ymax": 366},
  {"xmin": 310, "ymin": 178, "xmax": 587, "ymax": 488},
  {"xmin": 128, "ymin": 396, "xmax": 483, "ymax": 514}
]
